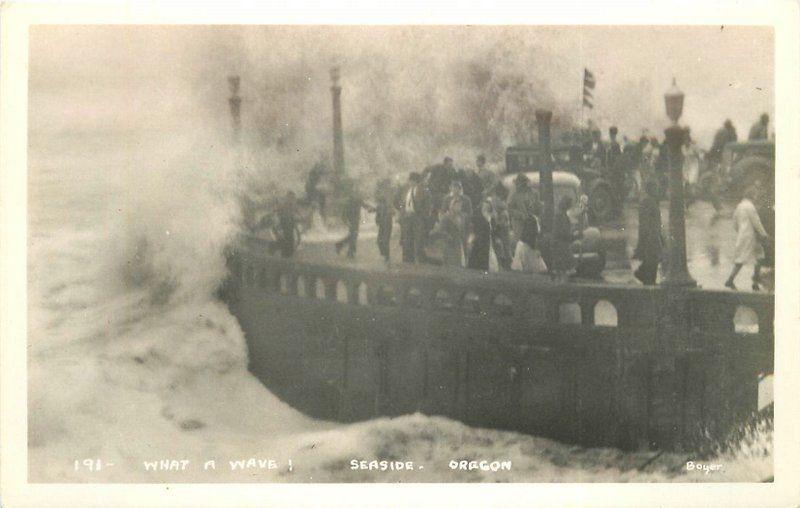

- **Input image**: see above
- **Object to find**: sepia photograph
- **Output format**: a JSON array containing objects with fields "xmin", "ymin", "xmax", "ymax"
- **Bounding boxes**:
[{"xmin": 2, "ymin": 2, "xmax": 800, "ymax": 506}]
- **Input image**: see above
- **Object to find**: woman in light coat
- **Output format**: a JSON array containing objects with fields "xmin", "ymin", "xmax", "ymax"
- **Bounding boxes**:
[{"xmin": 725, "ymin": 188, "xmax": 770, "ymax": 291}]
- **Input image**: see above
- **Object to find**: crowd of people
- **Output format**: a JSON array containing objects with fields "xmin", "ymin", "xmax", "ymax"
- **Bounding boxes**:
[
  {"xmin": 391, "ymin": 156, "xmax": 553, "ymax": 275},
  {"xmin": 288, "ymin": 152, "xmax": 596, "ymax": 281},
  {"xmin": 251, "ymin": 112, "xmax": 773, "ymax": 290}
]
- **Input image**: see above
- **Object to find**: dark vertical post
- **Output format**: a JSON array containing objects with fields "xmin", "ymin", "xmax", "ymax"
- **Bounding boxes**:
[
  {"xmin": 536, "ymin": 109, "xmax": 554, "ymax": 234},
  {"xmin": 661, "ymin": 125, "xmax": 696, "ymax": 288},
  {"xmin": 330, "ymin": 66, "xmax": 345, "ymax": 190},
  {"xmin": 661, "ymin": 79, "xmax": 695, "ymax": 288},
  {"xmin": 228, "ymin": 75, "xmax": 242, "ymax": 144},
  {"xmin": 656, "ymin": 80, "xmax": 696, "ymax": 448}
]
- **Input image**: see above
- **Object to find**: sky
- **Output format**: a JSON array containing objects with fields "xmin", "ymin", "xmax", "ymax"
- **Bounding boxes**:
[{"xmin": 29, "ymin": 25, "xmax": 773, "ymax": 166}]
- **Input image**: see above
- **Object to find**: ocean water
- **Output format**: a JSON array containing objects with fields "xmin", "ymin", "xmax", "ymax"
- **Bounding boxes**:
[{"xmin": 26, "ymin": 112, "xmax": 773, "ymax": 484}]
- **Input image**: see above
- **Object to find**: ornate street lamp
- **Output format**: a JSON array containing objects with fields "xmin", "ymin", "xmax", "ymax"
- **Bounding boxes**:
[
  {"xmin": 661, "ymin": 78, "xmax": 696, "ymax": 288},
  {"xmin": 664, "ymin": 78, "xmax": 684, "ymax": 126}
]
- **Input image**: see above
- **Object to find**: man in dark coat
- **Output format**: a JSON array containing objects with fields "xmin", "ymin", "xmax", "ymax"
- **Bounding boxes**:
[
  {"xmin": 654, "ymin": 138, "xmax": 669, "ymax": 199},
  {"xmin": 633, "ymin": 179, "xmax": 664, "ymax": 285},
  {"xmin": 467, "ymin": 193, "xmax": 492, "ymax": 271},
  {"xmin": 457, "ymin": 165, "xmax": 484, "ymax": 219},
  {"xmin": 548, "ymin": 196, "xmax": 576, "ymax": 279},
  {"xmin": 423, "ymin": 156, "xmax": 457, "ymax": 215},
  {"xmin": 703, "ymin": 119, "xmax": 738, "ymax": 213},
  {"xmin": 398, "ymin": 173, "xmax": 432, "ymax": 264}
]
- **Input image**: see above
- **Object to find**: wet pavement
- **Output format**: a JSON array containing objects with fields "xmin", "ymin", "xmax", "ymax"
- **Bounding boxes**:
[{"xmin": 292, "ymin": 199, "xmax": 773, "ymax": 293}]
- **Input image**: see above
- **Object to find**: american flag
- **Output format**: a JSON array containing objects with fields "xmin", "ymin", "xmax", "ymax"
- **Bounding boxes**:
[{"xmin": 583, "ymin": 69, "xmax": 595, "ymax": 109}]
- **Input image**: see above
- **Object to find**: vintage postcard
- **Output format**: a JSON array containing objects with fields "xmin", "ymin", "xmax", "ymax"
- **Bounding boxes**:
[{"xmin": 2, "ymin": 1, "xmax": 799, "ymax": 507}]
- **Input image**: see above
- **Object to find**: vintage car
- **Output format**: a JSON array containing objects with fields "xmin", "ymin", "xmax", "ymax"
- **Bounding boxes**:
[
  {"xmin": 697, "ymin": 139, "xmax": 774, "ymax": 204},
  {"xmin": 501, "ymin": 170, "xmax": 606, "ymax": 278},
  {"xmin": 721, "ymin": 140, "xmax": 774, "ymax": 203},
  {"xmin": 505, "ymin": 145, "xmax": 617, "ymax": 223}
]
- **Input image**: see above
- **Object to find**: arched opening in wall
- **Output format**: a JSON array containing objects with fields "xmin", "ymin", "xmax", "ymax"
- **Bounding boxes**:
[
  {"xmin": 434, "ymin": 289, "xmax": 453, "ymax": 310},
  {"xmin": 462, "ymin": 291, "xmax": 480, "ymax": 314},
  {"xmin": 558, "ymin": 302, "xmax": 581, "ymax": 325},
  {"xmin": 279, "ymin": 274, "xmax": 291, "ymax": 295},
  {"xmin": 336, "ymin": 280, "xmax": 348, "ymax": 303},
  {"xmin": 296, "ymin": 275, "xmax": 307, "ymax": 297},
  {"xmin": 734, "ymin": 306, "xmax": 759, "ymax": 334},
  {"xmin": 594, "ymin": 300, "xmax": 618, "ymax": 327},
  {"xmin": 493, "ymin": 294, "xmax": 514, "ymax": 317},
  {"xmin": 406, "ymin": 287, "xmax": 423, "ymax": 307},
  {"xmin": 377, "ymin": 285, "xmax": 397, "ymax": 306},
  {"xmin": 358, "ymin": 282, "xmax": 368, "ymax": 305},
  {"xmin": 315, "ymin": 278, "xmax": 327, "ymax": 299},
  {"xmin": 529, "ymin": 295, "xmax": 548, "ymax": 323}
]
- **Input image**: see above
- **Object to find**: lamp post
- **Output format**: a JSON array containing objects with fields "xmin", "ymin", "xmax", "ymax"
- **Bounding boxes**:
[
  {"xmin": 536, "ymin": 109, "xmax": 555, "ymax": 236},
  {"xmin": 330, "ymin": 66, "xmax": 346, "ymax": 191},
  {"xmin": 228, "ymin": 75, "xmax": 242, "ymax": 144},
  {"xmin": 536, "ymin": 109, "xmax": 556, "ymax": 273},
  {"xmin": 661, "ymin": 79, "xmax": 696, "ymax": 288},
  {"xmin": 651, "ymin": 79, "xmax": 697, "ymax": 450}
]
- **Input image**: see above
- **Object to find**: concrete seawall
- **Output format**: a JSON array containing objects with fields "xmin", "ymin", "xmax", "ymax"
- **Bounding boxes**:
[{"xmin": 223, "ymin": 235, "xmax": 773, "ymax": 451}]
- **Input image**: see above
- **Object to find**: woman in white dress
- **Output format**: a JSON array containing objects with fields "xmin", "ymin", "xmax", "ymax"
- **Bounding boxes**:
[{"xmin": 725, "ymin": 188, "xmax": 770, "ymax": 291}]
